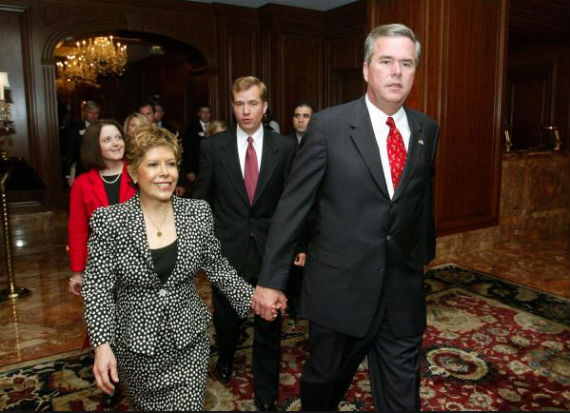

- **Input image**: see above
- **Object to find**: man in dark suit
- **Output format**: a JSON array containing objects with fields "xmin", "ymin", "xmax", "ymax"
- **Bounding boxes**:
[
  {"xmin": 287, "ymin": 101, "xmax": 314, "ymax": 145},
  {"xmin": 182, "ymin": 104, "xmax": 211, "ymax": 188},
  {"xmin": 153, "ymin": 103, "xmax": 177, "ymax": 134},
  {"xmin": 252, "ymin": 24, "xmax": 439, "ymax": 411},
  {"xmin": 138, "ymin": 102, "xmax": 155, "ymax": 124},
  {"xmin": 63, "ymin": 100, "xmax": 101, "ymax": 186},
  {"xmin": 193, "ymin": 77, "xmax": 297, "ymax": 411},
  {"xmin": 285, "ymin": 101, "xmax": 315, "ymax": 319}
]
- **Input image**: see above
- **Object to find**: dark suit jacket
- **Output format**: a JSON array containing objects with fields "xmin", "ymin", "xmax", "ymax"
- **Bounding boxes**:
[
  {"xmin": 182, "ymin": 120, "xmax": 206, "ymax": 176},
  {"xmin": 158, "ymin": 120, "xmax": 177, "ymax": 135},
  {"xmin": 63, "ymin": 120, "xmax": 88, "ymax": 177},
  {"xmin": 193, "ymin": 127, "xmax": 297, "ymax": 280},
  {"xmin": 258, "ymin": 96, "xmax": 439, "ymax": 338}
]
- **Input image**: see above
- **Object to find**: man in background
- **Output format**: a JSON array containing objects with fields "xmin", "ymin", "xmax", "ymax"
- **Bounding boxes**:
[
  {"xmin": 64, "ymin": 100, "xmax": 101, "ymax": 186},
  {"xmin": 182, "ymin": 104, "xmax": 211, "ymax": 187},
  {"xmin": 153, "ymin": 103, "xmax": 177, "ymax": 134},
  {"xmin": 138, "ymin": 102, "xmax": 155, "ymax": 124},
  {"xmin": 288, "ymin": 101, "xmax": 314, "ymax": 145}
]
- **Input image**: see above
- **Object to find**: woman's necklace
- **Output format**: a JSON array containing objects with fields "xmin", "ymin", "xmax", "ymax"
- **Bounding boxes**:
[
  {"xmin": 142, "ymin": 203, "xmax": 171, "ymax": 237},
  {"xmin": 99, "ymin": 169, "xmax": 122, "ymax": 184}
]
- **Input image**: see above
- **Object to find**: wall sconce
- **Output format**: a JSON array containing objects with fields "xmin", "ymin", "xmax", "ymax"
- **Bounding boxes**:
[{"xmin": 0, "ymin": 72, "xmax": 15, "ymax": 137}]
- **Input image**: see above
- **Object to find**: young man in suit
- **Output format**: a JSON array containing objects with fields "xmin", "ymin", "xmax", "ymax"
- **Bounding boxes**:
[
  {"xmin": 193, "ymin": 76, "xmax": 297, "ymax": 411},
  {"xmin": 288, "ymin": 101, "xmax": 314, "ymax": 145},
  {"xmin": 153, "ymin": 103, "xmax": 177, "ymax": 134},
  {"xmin": 285, "ymin": 101, "xmax": 316, "ymax": 320},
  {"xmin": 252, "ymin": 23, "xmax": 439, "ymax": 411}
]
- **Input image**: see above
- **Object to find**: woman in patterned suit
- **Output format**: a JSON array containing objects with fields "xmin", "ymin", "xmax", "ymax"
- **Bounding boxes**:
[{"xmin": 82, "ymin": 124, "xmax": 259, "ymax": 410}]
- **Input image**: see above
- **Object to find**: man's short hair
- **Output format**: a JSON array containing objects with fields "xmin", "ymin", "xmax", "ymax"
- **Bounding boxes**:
[
  {"xmin": 83, "ymin": 100, "xmax": 101, "ymax": 111},
  {"xmin": 232, "ymin": 76, "xmax": 268, "ymax": 102},
  {"xmin": 363, "ymin": 23, "xmax": 421, "ymax": 66},
  {"xmin": 292, "ymin": 101, "xmax": 315, "ymax": 114},
  {"xmin": 138, "ymin": 102, "xmax": 155, "ymax": 113}
]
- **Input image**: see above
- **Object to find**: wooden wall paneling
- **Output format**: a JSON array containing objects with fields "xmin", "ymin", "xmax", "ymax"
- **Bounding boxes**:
[
  {"xmin": 369, "ymin": 0, "xmax": 507, "ymax": 235},
  {"xmin": 434, "ymin": 0, "xmax": 506, "ymax": 234},
  {"xmin": 507, "ymin": 63, "xmax": 552, "ymax": 150},
  {"xmin": 0, "ymin": 8, "xmax": 29, "ymax": 161},
  {"xmin": 258, "ymin": 5, "xmax": 325, "ymax": 132},
  {"xmin": 325, "ymin": 2, "xmax": 367, "ymax": 108},
  {"xmin": 275, "ymin": 33, "xmax": 323, "ymax": 133},
  {"xmin": 18, "ymin": 0, "xmax": 220, "ymax": 207},
  {"xmin": 507, "ymin": 47, "xmax": 570, "ymax": 152}
]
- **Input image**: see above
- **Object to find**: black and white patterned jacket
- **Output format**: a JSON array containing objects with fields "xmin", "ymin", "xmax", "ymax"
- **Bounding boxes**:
[{"xmin": 82, "ymin": 193, "xmax": 253, "ymax": 356}]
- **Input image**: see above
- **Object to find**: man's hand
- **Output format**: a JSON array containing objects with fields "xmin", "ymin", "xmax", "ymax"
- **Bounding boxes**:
[
  {"xmin": 252, "ymin": 285, "xmax": 288, "ymax": 321},
  {"xmin": 93, "ymin": 343, "xmax": 119, "ymax": 395},
  {"xmin": 293, "ymin": 253, "xmax": 306, "ymax": 267}
]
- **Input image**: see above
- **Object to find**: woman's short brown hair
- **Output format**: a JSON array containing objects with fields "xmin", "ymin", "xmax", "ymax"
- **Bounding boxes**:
[
  {"xmin": 81, "ymin": 119, "xmax": 125, "ymax": 171},
  {"xmin": 126, "ymin": 123, "xmax": 182, "ymax": 179}
]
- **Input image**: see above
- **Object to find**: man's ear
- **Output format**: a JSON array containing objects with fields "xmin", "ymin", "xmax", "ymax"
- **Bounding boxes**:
[{"xmin": 263, "ymin": 101, "xmax": 269, "ymax": 114}]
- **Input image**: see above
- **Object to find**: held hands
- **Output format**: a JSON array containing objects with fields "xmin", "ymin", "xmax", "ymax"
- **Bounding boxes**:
[
  {"xmin": 68, "ymin": 273, "xmax": 83, "ymax": 296},
  {"xmin": 293, "ymin": 253, "xmax": 306, "ymax": 267},
  {"xmin": 93, "ymin": 343, "xmax": 119, "ymax": 395},
  {"xmin": 252, "ymin": 285, "xmax": 288, "ymax": 321}
]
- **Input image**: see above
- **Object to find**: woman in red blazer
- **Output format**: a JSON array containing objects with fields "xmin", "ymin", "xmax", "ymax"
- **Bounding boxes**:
[{"xmin": 68, "ymin": 119, "xmax": 136, "ymax": 295}]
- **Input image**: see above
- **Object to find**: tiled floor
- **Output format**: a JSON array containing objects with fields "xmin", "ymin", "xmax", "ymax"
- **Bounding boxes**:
[{"xmin": 0, "ymin": 210, "xmax": 568, "ymax": 369}]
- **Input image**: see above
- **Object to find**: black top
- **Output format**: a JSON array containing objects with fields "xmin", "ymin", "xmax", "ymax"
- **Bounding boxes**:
[
  {"xmin": 150, "ymin": 239, "xmax": 178, "ymax": 285},
  {"xmin": 102, "ymin": 174, "xmax": 121, "ymax": 205}
]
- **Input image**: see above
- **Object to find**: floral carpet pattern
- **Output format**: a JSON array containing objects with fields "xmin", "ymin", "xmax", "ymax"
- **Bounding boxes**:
[{"xmin": 0, "ymin": 265, "xmax": 568, "ymax": 411}]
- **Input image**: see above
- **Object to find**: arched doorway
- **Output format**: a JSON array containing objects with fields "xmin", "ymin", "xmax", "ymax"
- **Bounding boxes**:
[{"xmin": 52, "ymin": 30, "xmax": 211, "ymax": 195}]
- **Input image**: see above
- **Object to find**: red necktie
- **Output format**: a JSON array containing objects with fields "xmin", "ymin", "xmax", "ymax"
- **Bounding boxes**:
[
  {"xmin": 244, "ymin": 136, "xmax": 259, "ymax": 205},
  {"xmin": 386, "ymin": 116, "xmax": 407, "ymax": 189}
]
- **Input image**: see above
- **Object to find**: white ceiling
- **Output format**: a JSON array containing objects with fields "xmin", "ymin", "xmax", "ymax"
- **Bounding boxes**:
[{"xmin": 185, "ymin": 0, "xmax": 358, "ymax": 11}]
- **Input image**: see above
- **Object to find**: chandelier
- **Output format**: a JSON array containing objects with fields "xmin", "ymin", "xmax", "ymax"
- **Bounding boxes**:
[{"xmin": 56, "ymin": 36, "xmax": 128, "ymax": 87}]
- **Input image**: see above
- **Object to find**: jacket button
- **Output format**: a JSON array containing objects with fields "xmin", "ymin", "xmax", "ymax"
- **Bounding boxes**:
[
  {"xmin": 158, "ymin": 289, "xmax": 168, "ymax": 297},
  {"xmin": 386, "ymin": 235, "xmax": 391, "ymax": 241}
]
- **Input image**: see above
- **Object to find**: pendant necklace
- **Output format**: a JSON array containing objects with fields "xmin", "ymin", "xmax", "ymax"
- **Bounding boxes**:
[
  {"xmin": 99, "ymin": 169, "xmax": 122, "ymax": 184},
  {"xmin": 143, "ymin": 204, "xmax": 170, "ymax": 237}
]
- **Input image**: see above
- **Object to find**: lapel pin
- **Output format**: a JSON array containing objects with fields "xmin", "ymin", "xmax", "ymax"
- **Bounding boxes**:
[{"xmin": 418, "ymin": 139, "xmax": 424, "ymax": 146}]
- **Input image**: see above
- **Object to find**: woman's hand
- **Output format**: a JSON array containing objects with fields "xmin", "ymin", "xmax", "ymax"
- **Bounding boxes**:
[
  {"xmin": 68, "ymin": 272, "xmax": 83, "ymax": 296},
  {"xmin": 93, "ymin": 343, "xmax": 119, "ymax": 395}
]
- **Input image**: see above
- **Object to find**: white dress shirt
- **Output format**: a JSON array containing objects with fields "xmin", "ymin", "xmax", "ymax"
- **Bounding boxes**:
[
  {"xmin": 365, "ymin": 95, "xmax": 411, "ymax": 199},
  {"xmin": 237, "ymin": 125, "xmax": 264, "ymax": 177}
]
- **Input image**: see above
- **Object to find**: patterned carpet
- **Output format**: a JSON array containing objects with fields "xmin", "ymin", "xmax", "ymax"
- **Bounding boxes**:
[{"xmin": 0, "ymin": 265, "xmax": 568, "ymax": 411}]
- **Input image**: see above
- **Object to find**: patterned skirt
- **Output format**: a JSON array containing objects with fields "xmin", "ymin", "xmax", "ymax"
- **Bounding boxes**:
[{"xmin": 114, "ymin": 327, "xmax": 209, "ymax": 411}]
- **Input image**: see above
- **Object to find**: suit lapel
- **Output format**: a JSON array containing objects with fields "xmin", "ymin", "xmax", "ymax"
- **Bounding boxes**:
[
  {"xmin": 392, "ymin": 107, "xmax": 425, "ymax": 202},
  {"xmin": 125, "ymin": 193, "xmax": 155, "ymax": 272},
  {"xmin": 349, "ymin": 98, "xmax": 390, "ymax": 199},
  {"xmin": 252, "ymin": 129, "xmax": 278, "ymax": 206},
  {"xmin": 166, "ymin": 196, "xmax": 193, "ymax": 285},
  {"xmin": 89, "ymin": 169, "xmax": 108, "ymax": 206},
  {"xmin": 220, "ymin": 130, "xmax": 250, "ymax": 206}
]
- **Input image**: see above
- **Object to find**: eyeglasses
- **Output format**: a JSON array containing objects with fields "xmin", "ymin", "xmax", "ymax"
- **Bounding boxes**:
[{"xmin": 293, "ymin": 113, "xmax": 311, "ymax": 119}]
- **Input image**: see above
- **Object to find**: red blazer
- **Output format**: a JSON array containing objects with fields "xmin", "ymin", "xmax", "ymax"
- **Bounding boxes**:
[{"xmin": 68, "ymin": 162, "xmax": 136, "ymax": 272}]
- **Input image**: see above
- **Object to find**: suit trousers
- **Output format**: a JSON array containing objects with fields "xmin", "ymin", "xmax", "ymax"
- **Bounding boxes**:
[
  {"xmin": 300, "ymin": 301, "xmax": 423, "ymax": 411},
  {"xmin": 212, "ymin": 238, "xmax": 281, "ymax": 403}
]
